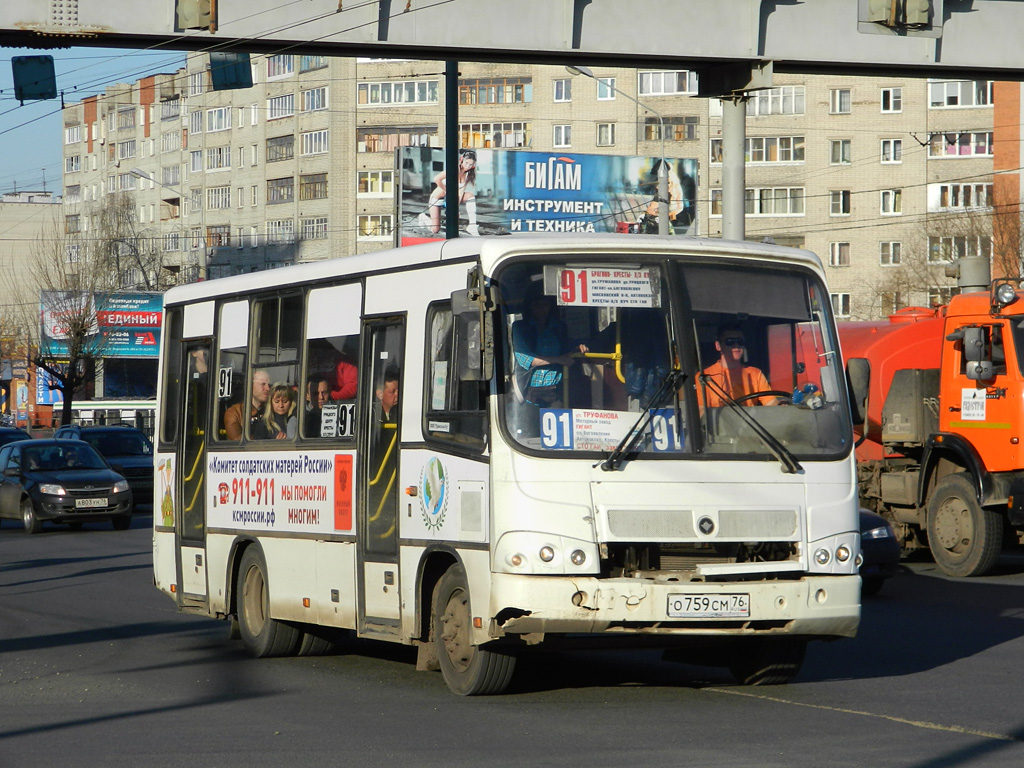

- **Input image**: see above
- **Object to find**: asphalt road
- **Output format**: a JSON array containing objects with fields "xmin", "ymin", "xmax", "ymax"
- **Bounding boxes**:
[{"xmin": 3, "ymin": 516, "xmax": 1024, "ymax": 768}]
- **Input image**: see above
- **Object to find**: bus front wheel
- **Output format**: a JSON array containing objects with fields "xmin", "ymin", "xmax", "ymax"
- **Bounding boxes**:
[
  {"xmin": 237, "ymin": 547, "xmax": 301, "ymax": 657},
  {"xmin": 433, "ymin": 565, "xmax": 516, "ymax": 695}
]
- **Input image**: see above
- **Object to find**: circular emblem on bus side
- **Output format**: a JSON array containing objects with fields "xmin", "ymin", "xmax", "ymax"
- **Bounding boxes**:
[
  {"xmin": 418, "ymin": 457, "xmax": 448, "ymax": 532},
  {"xmin": 698, "ymin": 516, "xmax": 716, "ymax": 536}
]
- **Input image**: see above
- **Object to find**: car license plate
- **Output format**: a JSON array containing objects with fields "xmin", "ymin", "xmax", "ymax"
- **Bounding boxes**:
[
  {"xmin": 75, "ymin": 497, "xmax": 107, "ymax": 509},
  {"xmin": 667, "ymin": 593, "xmax": 750, "ymax": 619}
]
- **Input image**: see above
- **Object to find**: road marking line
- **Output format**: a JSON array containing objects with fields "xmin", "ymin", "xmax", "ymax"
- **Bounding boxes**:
[{"xmin": 706, "ymin": 687, "xmax": 1019, "ymax": 742}]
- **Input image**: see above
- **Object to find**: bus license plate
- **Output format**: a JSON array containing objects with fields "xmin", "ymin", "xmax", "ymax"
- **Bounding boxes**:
[
  {"xmin": 76, "ymin": 497, "xmax": 107, "ymax": 509},
  {"xmin": 668, "ymin": 594, "xmax": 750, "ymax": 619}
]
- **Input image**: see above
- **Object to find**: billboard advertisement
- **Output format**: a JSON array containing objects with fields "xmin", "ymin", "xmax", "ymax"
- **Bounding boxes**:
[
  {"xmin": 40, "ymin": 291, "xmax": 162, "ymax": 359},
  {"xmin": 398, "ymin": 147, "xmax": 697, "ymax": 246}
]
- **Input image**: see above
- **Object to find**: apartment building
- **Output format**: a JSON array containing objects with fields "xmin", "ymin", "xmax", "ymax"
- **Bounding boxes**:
[{"xmin": 60, "ymin": 52, "xmax": 996, "ymax": 320}]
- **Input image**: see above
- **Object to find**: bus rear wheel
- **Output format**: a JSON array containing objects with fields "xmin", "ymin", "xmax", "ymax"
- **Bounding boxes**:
[
  {"xmin": 927, "ymin": 473, "xmax": 1002, "ymax": 577},
  {"xmin": 433, "ymin": 565, "xmax": 516, "ymax": 695},
  {"xmin": 728, "ymin": 637, "xmax": 806, "ymax": 686},
  {"xmin": 237, "ymin": 547, "xmax": 301, "ymax": 657}
]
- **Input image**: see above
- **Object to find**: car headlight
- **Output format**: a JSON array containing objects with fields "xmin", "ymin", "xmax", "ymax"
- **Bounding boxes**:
[
  {"xmin": 113, "ymin": 480, "xmax": 130, "ymax": 493},
  {"xmin": 862, "ymin": 525, "xmax": 894, "ymax": 540},
  {"xmin": 40, "ymin": 483, "xmax": 67, "ymax": 495}
]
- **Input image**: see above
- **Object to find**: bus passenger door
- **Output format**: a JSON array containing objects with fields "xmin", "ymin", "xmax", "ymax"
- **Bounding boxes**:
[
  {"xmin": 178, "ymin": 342, "xmax": 211, "ymax": 603},
  {"xmin": 357, "ymin": 319, "xmax": 404, "ymax": 636}
]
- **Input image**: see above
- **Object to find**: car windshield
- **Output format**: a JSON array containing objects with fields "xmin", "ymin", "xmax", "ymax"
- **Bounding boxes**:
[
  {"xmin": 87, "ymin": 433, "xmax": 152, "ymax": 457},
  {"xmin": 497, "ymin": 257, "xmax": 851, "ymax": 463},
  {"xmin": 24, "ymin": 445, "xmax": 108, "ymax": 471}
]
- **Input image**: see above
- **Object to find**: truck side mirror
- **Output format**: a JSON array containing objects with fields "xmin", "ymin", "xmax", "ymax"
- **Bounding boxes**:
[
  {"xmin": 962, "ymin": 326, "xmax": 986, "ymax": 363},
  {"xmin": 965, "ymin": 360, "xmax": 994, "ymax": 381},
  {"xmin": 845, "ymin": 358, "xmax": 870, "ymax": 426},
  {"xmin": 451, "ymin": 287, "xmax": 493, "ymax": 382}
]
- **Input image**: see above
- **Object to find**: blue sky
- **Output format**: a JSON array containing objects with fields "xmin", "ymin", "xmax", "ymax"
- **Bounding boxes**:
[{"xmin": 0, "ymin": 47, "xmax": 186, "ymax": 195}]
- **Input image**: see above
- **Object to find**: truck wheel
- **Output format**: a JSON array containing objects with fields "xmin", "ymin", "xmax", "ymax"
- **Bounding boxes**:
[
  {"xmin": 728, "ymin": 637, "xmax": 806, "ymax": 685},
  {"xmin": 927, "ymin": 473, "xmax": 1002, "ymax": 577},
  {"xmin": 237, "ymin": 547, "xmax": 301, "ymax": 657},
  {"xmin": 433, "ymin": 564, "xmax": 516, "ymax": 695}
]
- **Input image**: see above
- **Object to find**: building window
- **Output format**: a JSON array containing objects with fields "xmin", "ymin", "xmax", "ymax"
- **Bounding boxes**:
[
  {"xmin": 710, "ymin": 136, "xmax": 805, "ymax": 164},
  {"xmin": 880, "ymin": 189, "xmax": 902, "ymax": 215},
  {"xmin": 65, "ymin": 156, "xmax": 81, "ymax": 173},
  {"xmin": 359, "ymin": 79, "xmax": 440, "ymax": 106},
  {"xmin": 830, "ymin": 139, "xmax": 851, "ymax": 165},
  {"xmin": 638, "ymin": 70, "xmax": 698, "ymax": 96},
  {"xmin": 932, "ymin": 182, "xmax": 992, "ymax": 211},
  {"xmin": 715, "ymin": 86, "xmax": 804, "ymax": 117},
  {"xmin": 189, "ymin": 109, "xmax": 202, "ymax": 135},
  {"xmin": 830, "ymin": 190, "xmax": 851, "ymax": 216},
  {"xmin": 65, "ymin": 244, "xmax": 81, "ymax": 262},
  {"xmin": 734, "ymin": 187, "xmax": 805, "ymax": 216},
  {"xmin": 928, "ymin": 131, "xmax": 993, "ymax": 158},
  {"xmin": 831, "ymin": 293, "xmax": 851, "ymax": 318},
  {"xmin": 190, "ymin": 150, "xmax": 203, "ymax": 172},
  {"xmin": 266, "ymin": 135, "xmax": 295, "ymax": 162},
  {"xmin": 117, "ymin": 107, "xmax": 136, "ymax": 130},
  {"xmin": 206, "ymin": 186, "xmax": 231, "ymax": 209},
  {"xmin": 881, "ymin": 87, "xmax": 902, "ymax": 113},
  {"xmin": 460, "ymin": 122, "xmax": 530, "ymax": 148},
  {"xmin": 597, "ymin": 78, "xmax": 616, "ymax": 100},
  {"xmin": 188, "ymin": 71, "xmax": 205, "ymax": 97},
  {"xmin": 267, "ymin": 177, "xmax": 295, "ymax": 204},
  {"xmin": 358, "ymin": 214, "xmax": 394, "ymax": 240},
  {"xmin": 266, "ymin": 54, "xmax": 294, "ymax": 79},
  {"xmin": 881, "ymin": 139, "xmax": 903, "ymax": 163},
  {"xmin": 929, "ymin": 80, "xmax": 993, "ymax": 108},
  {"xmin": 163, "ymin": 232, "xmax": 181, "ymax": 252},
  {"xmin": 117, "ymin": 140, "xmax": 137, "ymax": 160},
  {"xmin": 161, "ymin": 131, "xmax": 182, "ymax": 153},
  {"xmin": 268, "ymin": 94, "xmax": 295, "ymax": 120},
  {"xmin": 553, "ymin": 78, "xmax": 572, "ymax": 102},
  {"xmin": 928, "ymin": 235, "xmax": 992, "ymax": 263},
  {"xmin": 597, "ymin": 123, "xmax": 616, "ymax": 147},
  {"xmin": 206, "ymin": 145, "xmax": 231, "ymax": 170},
  {"xmin": 928, "ymin": 286, "xmax": 958, "ymax": 307},
  {"xmin": 358, "ymin": 170, "xmax": 394, "ymax": 196},
  {"xmin": 301, "ymin": 217, "xmax": 329, "ymax": 240},
  {"xmin": 162, "ymin": 165, "xmax": 180, "ymax": 187},
  {"xmin": 206, "ymin": 107, "xmax": 230, "ymax": 132},
  {"xmin": 458, "ymin": 77, "xmax": 532, "ymax": 105},
  {"xmin": 829, "ymin": 242, "xmax": 851, "ymax": 267},
  {"xmin": 880, "ymin": 242, "xmax": 902, "ymax": 266},
  {"xmin": 207, "ymin": 224, "xmax": 230, "ymax": 247},
  {"xmin": 358, "ymin": 126, "xmax": 438, "ymax": 152},
  {"xmin": 299, "ymin": 173, "xmax": 328, "ymax": 201},
  {"xmin": 118, "ymin": 173, "xmax": 137, "ymax": 191},
  {"xmin": 644, "ymin": 116, "xmax": 699, "ymax": 142},
  {"xmin": 301, "ymin": 129, "xmax": 329, "ymax": 156},
  {"xmin": 299, "ymin": 55, "xmax": 327, "ymax": 72},
  {"xmin": 881, "ymin": 291, "xmax": 905, "ymax": 315},
  {"xmin": 161, "ymin": 96, "xmax": 181, "ymax": 120},
  {"xmin": 65, "ymin": 185, "xmax": 81, "ymax": 203},
  {"xmin": 65, "ymin": 125, "xmax": 82, "ymax": 144},
  {"xmin": 830, "ymin": 89, "xmax": 852, "ymax": 114},
  {"xmin": 301, "ymin": 87, "xmax": 327, "ymax": 112},
  {"xmin": 266, "ymin": 219, "xmax": 295, "ymax": 244},
  {"xmin": 553, "ymin": 124, "xmax": 571, "ymax": 148},
  {"xmin": 65, "ymin": 214, "xmax": 81, "ymax": 233}
]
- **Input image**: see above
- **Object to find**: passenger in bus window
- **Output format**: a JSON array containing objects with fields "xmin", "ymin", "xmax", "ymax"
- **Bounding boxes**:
[
  {"xmin": 303, "ymin": 374, "xmax": 330, "ymax": 438},
  {"xmin": 254, "ymin": 383, "xmax": 296, "ymax": 440},
  {"xmin": 223, "ymin": 369, "xmax": 271, "ymax": 440},
  {"xmin": 511, "ymin": 292, "xmax": 587, "ymax": 407},
  {"xmin": 699, "ymin": 326, "xmax": 779, "ymax": 407},
  {"xmin": 329, "ymin": 352, "xmax": 358, "ymax": 400},
  {"xmin": 374, "ymin": 367, "xmax": 400, "ymax": 424}
]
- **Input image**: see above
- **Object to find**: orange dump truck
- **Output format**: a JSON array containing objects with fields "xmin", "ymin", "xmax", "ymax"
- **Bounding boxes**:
[{"xmin": 838, "ymin": 281, "xmax": 1024, "ymax": 576}]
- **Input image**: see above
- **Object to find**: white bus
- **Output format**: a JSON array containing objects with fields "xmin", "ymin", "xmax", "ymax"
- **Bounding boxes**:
[
  {"xmin": 68, "ymin": 399, "xmax": 157, "ymax": 439},
  {"xmin": 153, "ymin": 235, "xmax": 861, "ymax": 695}
]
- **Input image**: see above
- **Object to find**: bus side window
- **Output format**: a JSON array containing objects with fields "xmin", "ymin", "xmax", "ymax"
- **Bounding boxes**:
[
  {"xmin": 248, "ymin": 294, "xmax": 302, "ymax": 440},
  {"xmin": 303, "ymin": 283, "xmax": 363, "ymax": 440},
  {"xmin": 423, "ymin": 302, "xmax": 487, "ymax": 451},
  {"xmin": 215, "ymin": 300, "xmax": 250, "ymax": 442}
]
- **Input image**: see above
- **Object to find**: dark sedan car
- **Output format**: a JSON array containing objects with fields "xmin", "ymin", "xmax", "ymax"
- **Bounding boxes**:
[
  {"xmin": 54, "ymin": 425, "xmax": 153, "ymax": 508},
  {"xmin": 0, "ymin": 427, "xmax": 32, "ymax": 447},
  {"xmin": 859, "ymin": 509, "xmax": 901, "ymax": 595},
  {"xmin": 0, "ymin": 439, "xmax": 133, "ymax": 533}
]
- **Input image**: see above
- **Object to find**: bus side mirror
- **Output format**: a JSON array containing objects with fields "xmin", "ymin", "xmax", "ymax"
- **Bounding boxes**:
[
  {"xmin": 845, "ymin": 357, "xmax": 870, "ymax": 426},
  {"xmin": 451, "ymin": 288, "xmax": 493, "ymax": 382}
]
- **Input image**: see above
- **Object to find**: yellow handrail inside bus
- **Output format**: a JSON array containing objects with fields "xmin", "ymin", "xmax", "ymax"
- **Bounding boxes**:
[
  {"xmin": 368, "ymin": 428, "xmax": 397, "ymax": 487},
  {"xmin": 369, "ymin": 469, "xmax": 397, "ymax": 526},
  {"xmin": 183, "ymin": 440, "xmax": 204, "ymax": 482}
]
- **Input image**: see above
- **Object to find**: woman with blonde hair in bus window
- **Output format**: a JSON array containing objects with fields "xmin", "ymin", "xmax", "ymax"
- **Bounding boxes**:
[{"xmin": 255, "ymin": 383, "xmax": 297, "ymax": 440}]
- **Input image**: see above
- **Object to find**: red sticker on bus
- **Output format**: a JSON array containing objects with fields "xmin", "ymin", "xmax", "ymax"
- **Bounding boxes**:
[{"xmin": 334, "ymin": 454, "xmax": 353, "ymax": 531}]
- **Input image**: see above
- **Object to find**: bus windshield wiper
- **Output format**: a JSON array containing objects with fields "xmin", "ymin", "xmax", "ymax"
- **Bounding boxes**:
[
  {"xmin": 599, "ymin": 369, "xmax": 684, "ymax": 472},
  {"xmin": 699, "ymin": 375, "xmax": 802, "ymax": 474}
]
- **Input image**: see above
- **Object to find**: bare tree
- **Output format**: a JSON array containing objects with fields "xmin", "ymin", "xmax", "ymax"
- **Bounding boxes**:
[{"xmin": 5, "ymin": 192, "xmax": 165, "ymax": 425}]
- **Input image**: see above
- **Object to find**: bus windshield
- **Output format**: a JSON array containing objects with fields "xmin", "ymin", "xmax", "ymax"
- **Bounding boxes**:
[{"xmin": 497, "ymin": 258, "xmax": 851, "ymax": 462}]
